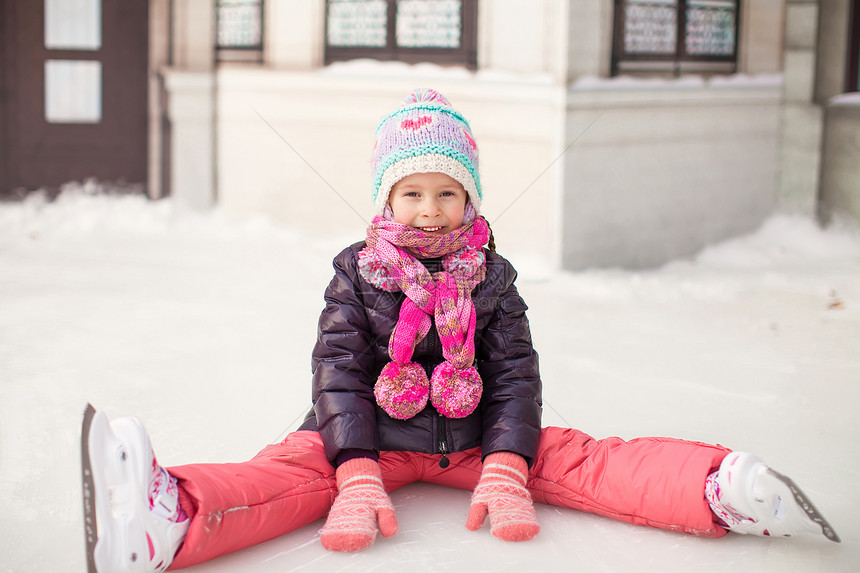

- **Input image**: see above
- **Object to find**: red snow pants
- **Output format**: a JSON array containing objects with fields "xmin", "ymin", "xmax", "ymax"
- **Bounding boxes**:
[{"xmin": 167, "ymin": 427, "xmax": 729, "ymax": 569}]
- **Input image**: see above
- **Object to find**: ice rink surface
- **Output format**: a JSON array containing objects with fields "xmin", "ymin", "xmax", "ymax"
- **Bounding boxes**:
[{"xmin": 1, "ymin": 189, "xmax": 858, "ymax": 572}]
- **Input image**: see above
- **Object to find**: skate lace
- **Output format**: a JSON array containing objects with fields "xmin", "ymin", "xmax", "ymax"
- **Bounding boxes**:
[
  {"xmin": 148, "ymin": 465, "xmax": 184, "ymax": 523},
  {"xmin": 705, "ymin": 471, "xmax": 755, "ymax": 528}
]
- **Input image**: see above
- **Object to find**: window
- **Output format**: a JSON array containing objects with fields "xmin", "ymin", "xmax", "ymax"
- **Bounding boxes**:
[
  {"xmin": 611, "ymin": 0, "xmax": 740, "ymax": 76},
  {"xmin": 45, "ymin": 0, "xmax": 101, "ymax": 50},
  {"xmin": 324, "ymin": 0, "xmax": 478, "ymax": 68},
  {"xmin": 45, "ymin": 60, "xmax": 102, "ymax": 123},
  {"xmin": 43, "ymin": 0, "xmax": 102, "ymax": 123},
  {"xmin": 216, "ymin": 0, "xmax": 264, "ymax": 63}
]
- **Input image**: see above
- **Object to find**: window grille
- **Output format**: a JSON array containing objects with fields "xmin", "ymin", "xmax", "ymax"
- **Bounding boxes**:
[
  {"xmin": 216, "ymin": 0, "xmax": 264, "ymax": 63},
  {"xmin": 327, "ymin": 0, "xmax": 388, "ymax": 47},
  {"xmin": 325, "ymin": 0, "xmax": 477, "ymax": 68},
  {"xmin": 612, "ymin": 0, "xmax": 739, "ymax": 76}
]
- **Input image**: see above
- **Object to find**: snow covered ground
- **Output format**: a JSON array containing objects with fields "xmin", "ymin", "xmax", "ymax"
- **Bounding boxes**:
[{"xmin": 1, "ymin": 186, "xmax": 858, "ymax": 572}]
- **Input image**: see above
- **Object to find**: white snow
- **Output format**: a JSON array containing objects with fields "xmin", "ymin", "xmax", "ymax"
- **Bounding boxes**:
[
  {"xmin": 571, "ymin": 74, "xmax": 707, "ymax": 91},
  {"xmin": 706, "ymin": 72, "xmax": 784, "ymax": 89},
  {"xmin": 322, "ymin": 58, "xmax": 474, "ymax": 80},
  {"xmin": 319, "ymin": 58, "xmax": 553, "ymax": 86},
  {"xmin": 830, "ymin": 91, "xmax": 860, "ymax": 106},
  {"xmin": 1, "ymin": 185, "xmax": 858, "ymax": 572},
  {"xmin": 570, "ymin": 73, "xmax": 783, "ymax": 92},
  {"xmin": 321, "ymin": 58, "xmax": 556, "ymax": 86}
]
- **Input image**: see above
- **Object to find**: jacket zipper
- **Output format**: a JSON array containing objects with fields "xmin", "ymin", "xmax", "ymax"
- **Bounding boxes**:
[{"xmin": 437, "ymin": 414, "xmax": 450, "ymax": 468}]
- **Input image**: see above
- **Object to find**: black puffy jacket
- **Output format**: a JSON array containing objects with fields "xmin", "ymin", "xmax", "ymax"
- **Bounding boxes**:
[{"xmin": 298, "ymin": 242, "xmax": 542, "ymax": 466}]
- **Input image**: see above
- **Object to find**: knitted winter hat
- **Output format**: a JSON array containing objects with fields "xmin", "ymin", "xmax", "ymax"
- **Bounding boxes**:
[{"xmin": 371, "ymin": 89, "xmax": 481, "ymax": 215}]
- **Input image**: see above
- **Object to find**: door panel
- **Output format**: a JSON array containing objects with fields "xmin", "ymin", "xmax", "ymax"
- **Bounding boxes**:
[{"xmin": 0, "ymin": 0, "xmax": 149, "ymax": 195}]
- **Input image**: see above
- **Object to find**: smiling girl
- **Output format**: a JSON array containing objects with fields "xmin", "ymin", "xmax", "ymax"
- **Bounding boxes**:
[{"xmin": 81, "ymin": 89, "xmax": 838, "ymax": 573}]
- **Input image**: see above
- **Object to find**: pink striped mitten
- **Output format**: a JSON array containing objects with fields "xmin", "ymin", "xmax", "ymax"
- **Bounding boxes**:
[
  {"xmin": 320, "ymin": 458, "xmax": 398, "ymax": 552},
  {"xmin": 466, "ymin": 452, "xmax": 540, "ymax": 542}
]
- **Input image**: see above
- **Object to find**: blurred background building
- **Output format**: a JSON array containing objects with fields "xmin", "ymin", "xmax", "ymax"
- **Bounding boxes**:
[{"xmin": 1, "ymin": 0, "xmax": 858, "ymax": 269}]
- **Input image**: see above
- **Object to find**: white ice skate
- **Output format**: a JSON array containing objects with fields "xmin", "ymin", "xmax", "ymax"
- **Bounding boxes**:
[
  {"xmin": 81, "ymin": 404, "xmax": 189, "ymax": 572},
  {"xmin": 714, "ymin": 451, "xmax": 840, "ymax": 542}
]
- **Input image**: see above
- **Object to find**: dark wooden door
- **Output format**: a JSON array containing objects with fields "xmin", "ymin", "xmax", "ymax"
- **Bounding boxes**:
[{"xmin": 0, "ymin": 0, "xmax": 149, "ymax": 196}]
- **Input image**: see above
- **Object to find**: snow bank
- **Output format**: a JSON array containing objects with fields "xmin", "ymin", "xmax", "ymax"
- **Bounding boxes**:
[
  {"xmin": 529, "ymin": 215, "xmax": 860, "ymax": 306},
  {"xmin": 688, "ymin": 216, "xmax": 860, "ymax": 270},
  {"xmin": 3, "ymin": 186, "xmax": 858, "ymax": 274},
  {"xmin": 0, "ymin": 180, "xmax": 303, "ymax": 245}
]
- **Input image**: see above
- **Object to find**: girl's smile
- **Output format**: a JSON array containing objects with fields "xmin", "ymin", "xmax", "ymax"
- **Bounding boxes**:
[{"xmin": 388, "ymin": 172, "xmax": 468, "ymax": 234}]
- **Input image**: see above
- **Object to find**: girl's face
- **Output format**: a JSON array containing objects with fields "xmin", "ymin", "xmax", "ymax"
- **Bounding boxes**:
[{"xmin": 388, "ymin": 172, "xmax": 468, "ymax": 235}]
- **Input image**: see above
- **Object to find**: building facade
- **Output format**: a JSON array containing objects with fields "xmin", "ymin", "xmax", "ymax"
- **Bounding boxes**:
[{"xmin": 1, "ymin": 1, "xmax": 857, "ymax": 270}]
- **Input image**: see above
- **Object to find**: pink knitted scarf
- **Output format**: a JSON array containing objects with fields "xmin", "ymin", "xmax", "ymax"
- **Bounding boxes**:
[{"xmin": 357, "ymin": 216, "xmax": 490, "ymax": 419}]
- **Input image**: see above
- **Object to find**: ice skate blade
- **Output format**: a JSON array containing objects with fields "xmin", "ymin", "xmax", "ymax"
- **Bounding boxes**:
[
  {"xmin": 766, "ymin": 468, "xmax": 841, "ymax": 543},
  {"xmin": 81, "ymin": 403, "xmax": 99, "ymax": 573}
]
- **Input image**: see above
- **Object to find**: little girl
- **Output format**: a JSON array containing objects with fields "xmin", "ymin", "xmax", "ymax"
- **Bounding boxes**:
[{"xmin": 81, "ymin": 89, "xmax": 839, "ymax": 572}]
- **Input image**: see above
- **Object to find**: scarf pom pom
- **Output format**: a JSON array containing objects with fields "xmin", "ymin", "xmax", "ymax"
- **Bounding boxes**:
[
  {"xmin": 442, "ymin": 246, "xmax": 485, "ymax": 277},
  {"xmin": 430, "ymin": 362, "xmax": 482, "ymax": 418},
  {"xmin": 358, "ymin": 248, "xmax": 400, "ymax": 292},
  {"xmin": 374, "ymin": 361, "xmax": 430, "ymax": 419}
]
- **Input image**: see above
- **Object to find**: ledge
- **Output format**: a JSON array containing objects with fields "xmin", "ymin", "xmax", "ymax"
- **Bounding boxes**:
[
  {"xmin": 567, "ymin": 74, "xmax": 784, "ymax": 108},
  {"xmin": 213, "ymin": 60, "xmax": 563, "ymax": 106}
]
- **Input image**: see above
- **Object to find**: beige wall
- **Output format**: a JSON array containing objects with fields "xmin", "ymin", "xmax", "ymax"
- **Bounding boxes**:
[
  {"xmin": 477, "ymin": 0, "xmax": 569, "ymax": 82},
  {"xmin": 816, "ymin": 2, "xmax": 860, "ymax": 225},
  {"xmin": 160, "ymin": 0, "xmax": 217, "ymax": 209},
  {"xmin": 266, "ymin": 0, "xmax": 324, "ymax": 69},
  {"xmin": 739, "ymin": 0, "xmax": 787, "ymax": 74},
  {"xmin": 170, "ymin": 0, "xmax": 215, "ymax": 70},
  {"xmin": 815, "ymin": 0, "xmax": 853, "ymax": 102},
  {"xmin": 148, "ymin": 0, "xmax": 171, "ymax": 199},
  {"xmin": 561, "ymin": 83, "xmax": 782, "ymax": 270},
  {"xmin": 566, "ymin": 0, "xmax": 613, "ymax": 80},
  {"xmin": 216, "ymin": 0, "xmax": 572, "ymax": 268},
  {"xmin": 160, "ymin": 0, "xmax": 793, "ymax": 270},
  {"xmin": 778, "ymin": 0, "xmax": 823, "ymax": 216},
  {"xmin": 819, "ymin": 98, "xmax": 860, "ymax": 224},
  {"xmin": 215, "ymin": 69, "xmax": 564, "ymax": 270},
  {"xmin": 778, "ymin": 0, "xmax": 858, "ymax": 223}
]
